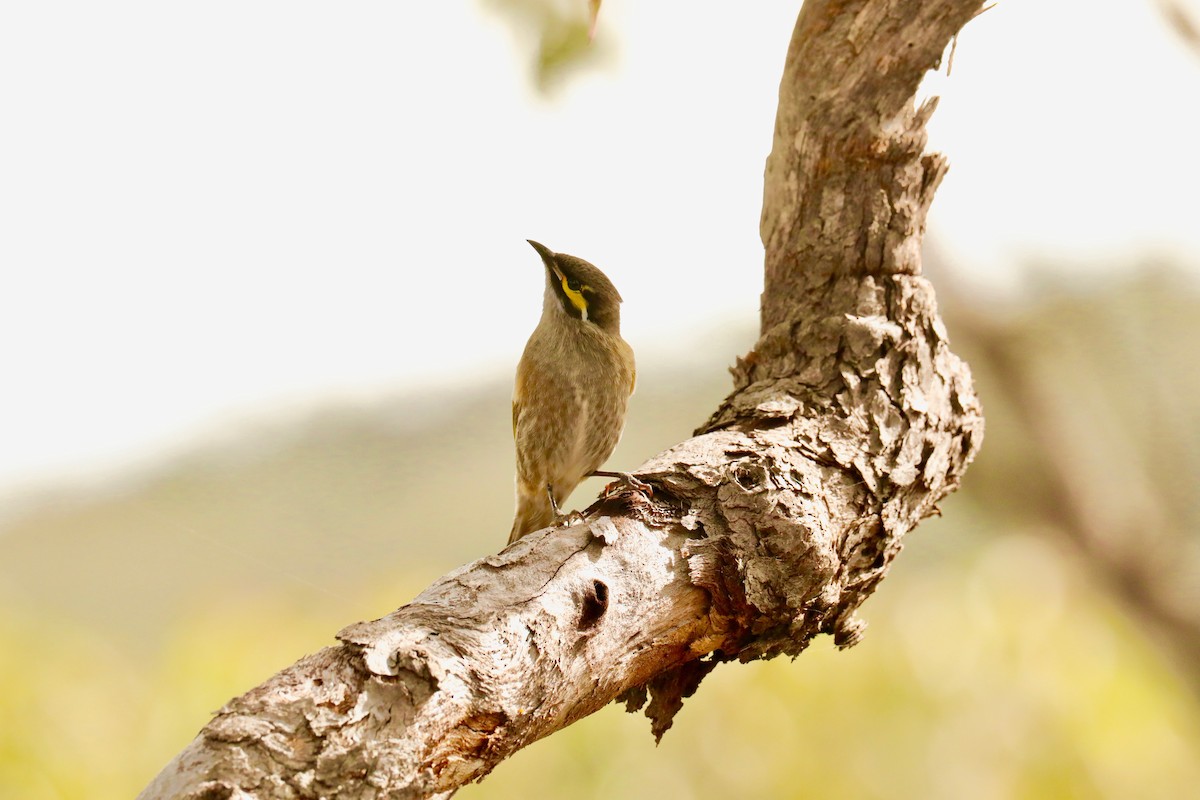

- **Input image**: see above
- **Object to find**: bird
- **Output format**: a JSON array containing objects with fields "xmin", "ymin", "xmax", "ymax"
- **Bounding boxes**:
[{"xmin": 509, "ymin": 239, "xmax": 636, "ymax": 543}]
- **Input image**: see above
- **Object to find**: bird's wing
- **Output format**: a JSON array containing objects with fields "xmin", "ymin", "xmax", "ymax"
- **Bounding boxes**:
[{"xmin": 512, "ymin": 356, "xmax": 526, "ymax": 439}]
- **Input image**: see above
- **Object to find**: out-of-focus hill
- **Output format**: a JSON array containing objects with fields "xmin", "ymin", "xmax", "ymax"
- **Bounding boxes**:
[
  {"xmin": 6, "ymin": 274, "xmax": 1197, "ymax": 650},
  {"xmin": 3, "ymin": 277, "xmax": 1200, "ymax": 800},
  {"xmin": 946, "ymin": 270, "xmax": 1200, "ymax": 660},
  {"xmin": 0, "ymin": 326, "xmax": 755, "ymax": 646}
]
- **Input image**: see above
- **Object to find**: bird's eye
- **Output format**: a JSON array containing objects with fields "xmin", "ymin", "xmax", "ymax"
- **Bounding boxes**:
[{"xmin": 566, "ymin": 278, "xmax": 582, "ymax": 292}]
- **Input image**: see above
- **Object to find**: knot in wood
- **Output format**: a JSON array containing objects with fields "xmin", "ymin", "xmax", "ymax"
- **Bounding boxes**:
[{"xmin": 730, "ymin": 461, "xmax": 770, "ymax": 493}]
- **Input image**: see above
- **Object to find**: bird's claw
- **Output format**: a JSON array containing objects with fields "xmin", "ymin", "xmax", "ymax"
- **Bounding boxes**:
[
  {"xmin": 558, "ymin": 510, "xmax": 588, "ymax": 527},
  {"xmin": 592, "ymin": 470, "xmax": 652, "ymax": 497},
  {"xmin": 546, "ymin": 483, "xmax": 587, "ymax": 527}
]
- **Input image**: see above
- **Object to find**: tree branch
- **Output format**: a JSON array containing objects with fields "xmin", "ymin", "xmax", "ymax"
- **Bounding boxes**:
[{"xmin": 140, "ymin": 1, "xmax": 985, "ymax": 797}]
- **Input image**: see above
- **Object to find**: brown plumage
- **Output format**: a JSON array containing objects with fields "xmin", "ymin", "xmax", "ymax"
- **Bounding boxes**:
[{"xmin": 509, "ymin": 240, "xmax": 636, "ymax": 543}]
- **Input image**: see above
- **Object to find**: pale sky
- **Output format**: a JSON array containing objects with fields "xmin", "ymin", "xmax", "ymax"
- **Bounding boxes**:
[{"xmin": 2, "ymin": 0, "xmax": 1198, "ymax": 506}]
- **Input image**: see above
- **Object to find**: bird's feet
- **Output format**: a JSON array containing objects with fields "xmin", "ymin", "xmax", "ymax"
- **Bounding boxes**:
[
  {"xmin": 546, "ymin": 483, "xmax": 587, "ymax": 527},
  {"xmin": 560, "ymin": 510, "xmax": 588, "ymax": 527},
  {"xmin": 590, "ymin": 470, "xmax": 653, "ymax": 497}
]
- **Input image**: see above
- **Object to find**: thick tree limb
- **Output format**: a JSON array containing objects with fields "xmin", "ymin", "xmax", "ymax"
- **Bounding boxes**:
[{"xmin": 140, "ymin": 1, "xmax": 985, "ymax": 797}]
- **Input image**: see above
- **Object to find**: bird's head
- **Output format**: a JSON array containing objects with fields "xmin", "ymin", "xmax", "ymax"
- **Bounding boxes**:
[{"xmin": 527, "ymin": 239, "xmax": 623, "ymax": 333}]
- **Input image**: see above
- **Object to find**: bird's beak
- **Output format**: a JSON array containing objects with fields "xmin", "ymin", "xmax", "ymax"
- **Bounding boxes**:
[{"xmin": 527, "ymin": 239, "xmax": 563, "ymax": 280}]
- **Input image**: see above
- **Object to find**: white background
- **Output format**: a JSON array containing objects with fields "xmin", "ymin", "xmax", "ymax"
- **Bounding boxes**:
[{"xmin": 2, "ymin": 0, "xmax": 1198, "ymax": 504}]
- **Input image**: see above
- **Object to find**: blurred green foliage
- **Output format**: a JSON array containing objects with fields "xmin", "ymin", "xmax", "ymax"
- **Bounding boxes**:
[
  {"xmin": 2, "ymin": 277, "xmax": 1199, "ymax": 798},
  {"xmin": 480, "ymin": 0, "xmax": 613, "ymax": 93},
  {"xmin": 3, "ymin": 523, "xmax": 1197, "ymax": 798}
]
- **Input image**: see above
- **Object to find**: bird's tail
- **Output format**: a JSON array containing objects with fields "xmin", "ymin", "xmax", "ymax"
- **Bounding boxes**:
[{"xmin": 509, "ymin": 487, "xmax": 557, "ymax": 544}]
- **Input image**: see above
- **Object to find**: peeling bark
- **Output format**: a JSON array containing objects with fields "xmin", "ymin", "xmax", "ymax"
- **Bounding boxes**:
[{"xmin": 140, "ymin": 1, "xmax": 985, "ymax": 797}]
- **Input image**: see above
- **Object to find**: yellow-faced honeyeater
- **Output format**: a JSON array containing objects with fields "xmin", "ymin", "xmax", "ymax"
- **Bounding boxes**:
[{"xmin": 509, "ymin": 240, "xmax": 635, "ymax": 543}]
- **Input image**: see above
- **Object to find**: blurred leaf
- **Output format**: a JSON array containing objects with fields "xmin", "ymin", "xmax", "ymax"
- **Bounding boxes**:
[
  {"xmin": 588, "ymin": 0, "xmax": 602, "ymax": 40},
  {"xmin": 481, "ymin": 0, "xmax": 613, "ymax": 93}
]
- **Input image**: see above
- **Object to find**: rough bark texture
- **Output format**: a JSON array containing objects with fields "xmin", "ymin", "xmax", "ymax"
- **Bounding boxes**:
[{"xmin": 140, "ymin": 1, "xmax": 985, "ymax": 797}]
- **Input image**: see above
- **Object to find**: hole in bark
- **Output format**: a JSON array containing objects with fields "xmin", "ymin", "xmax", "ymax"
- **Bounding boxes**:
[{"xmin": 578, "ymin": 579, "xmax": 609, "ymax": 630}]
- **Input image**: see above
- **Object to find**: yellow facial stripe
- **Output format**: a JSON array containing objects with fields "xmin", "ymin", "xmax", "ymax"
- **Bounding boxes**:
[{"xmin": 560, "ymin": 276, "xmax": 589, "ymax": 317}]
